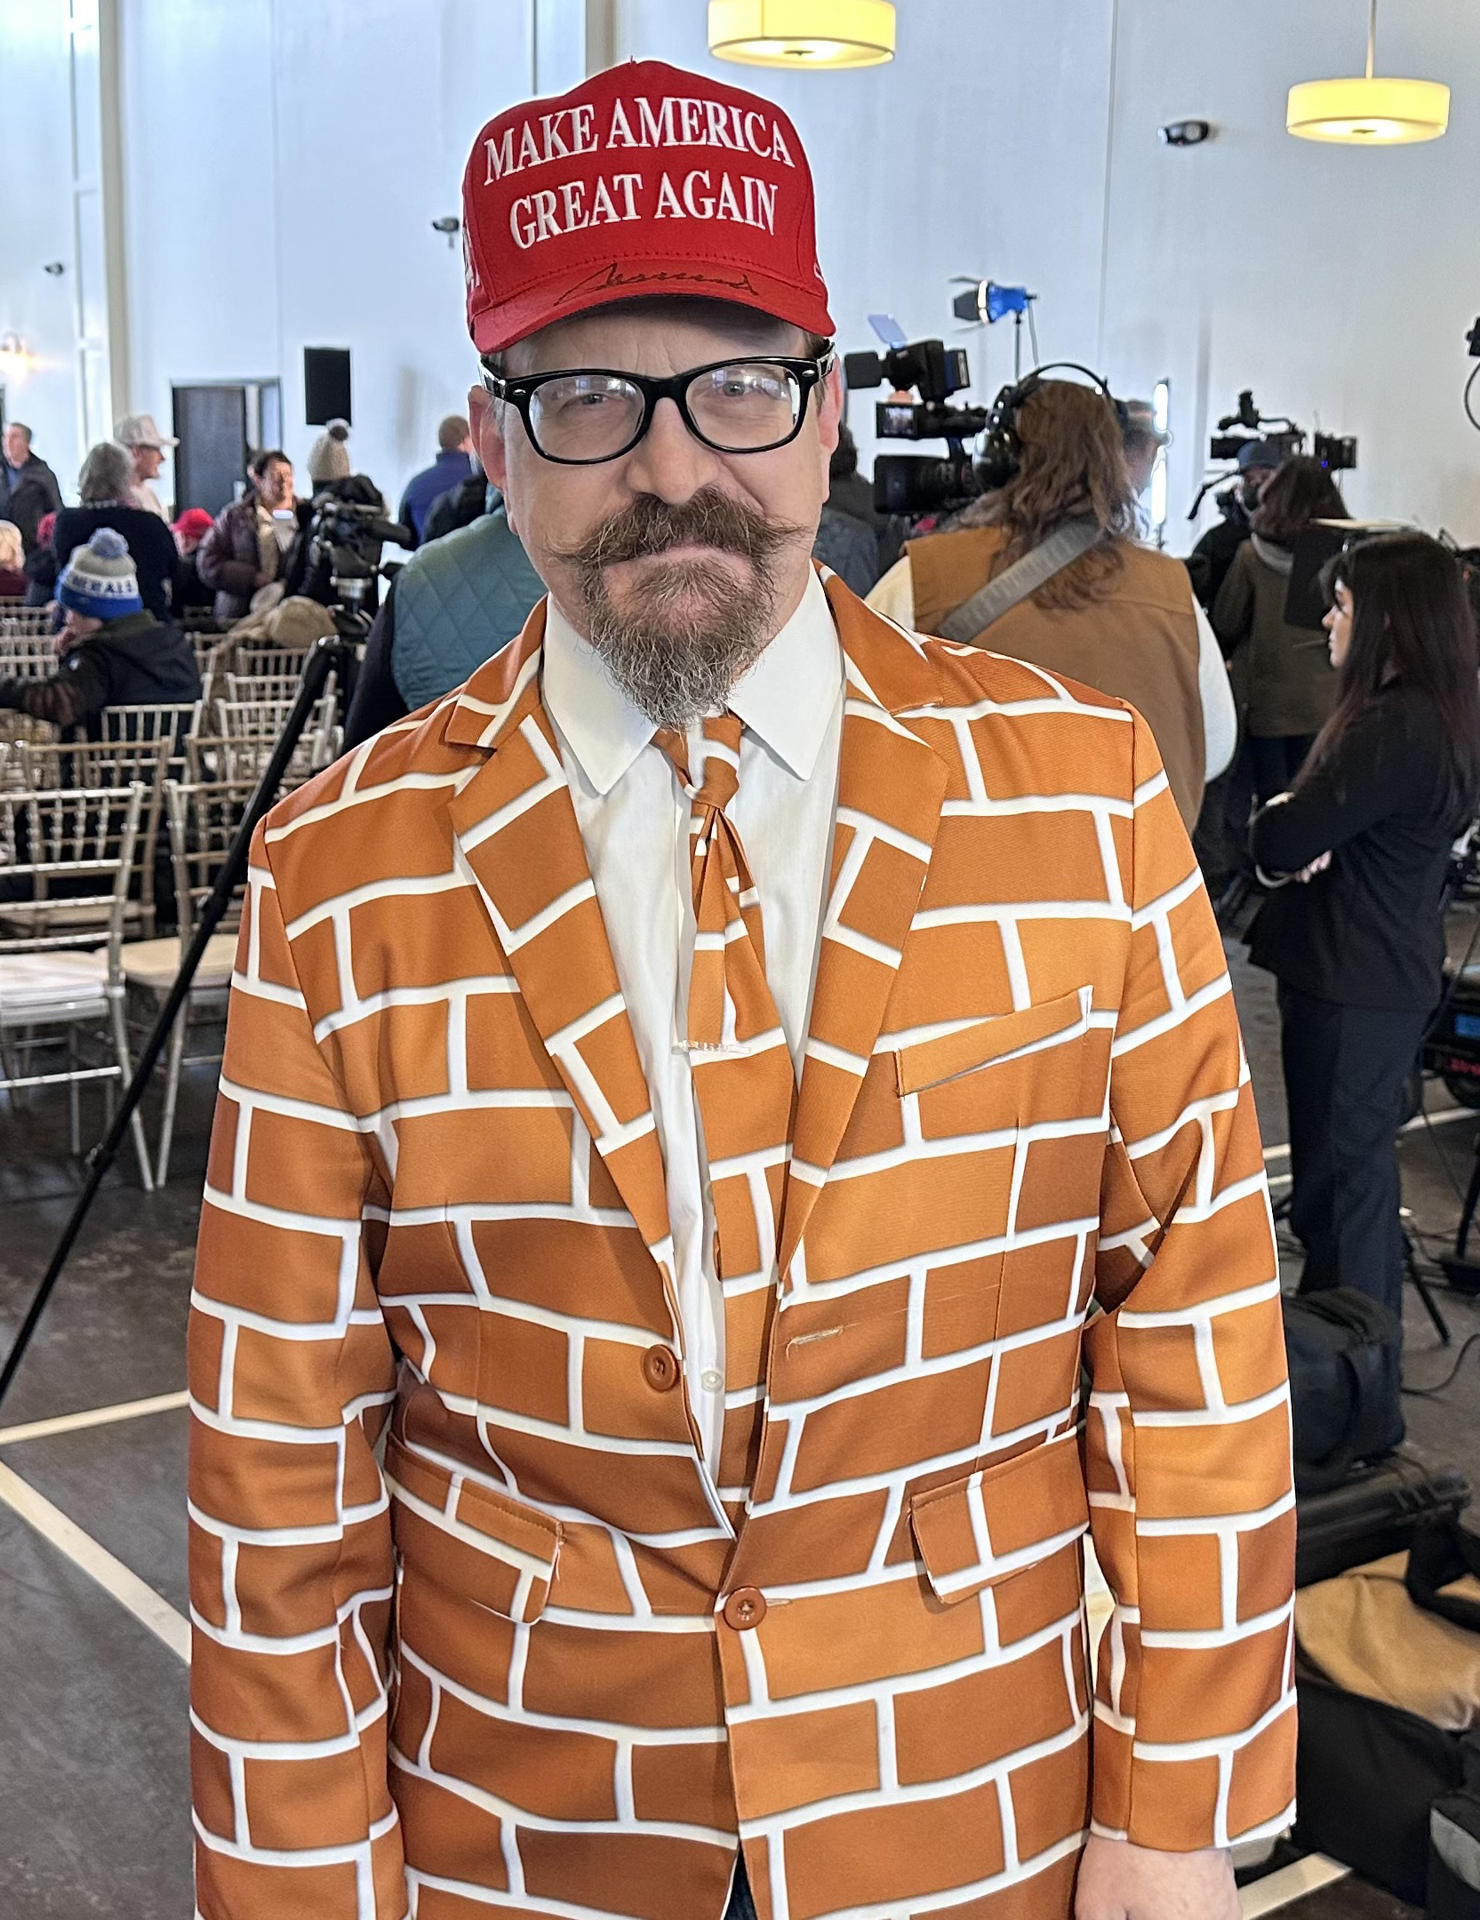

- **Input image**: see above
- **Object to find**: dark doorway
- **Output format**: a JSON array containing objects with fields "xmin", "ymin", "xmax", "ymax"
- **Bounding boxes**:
[{"xmin": 171, "ymin": 381, "xmax": 282, "ymax": 517}]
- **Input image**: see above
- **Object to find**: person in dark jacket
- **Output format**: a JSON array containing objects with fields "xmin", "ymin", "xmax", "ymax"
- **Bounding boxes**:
[
  {"xmin": 343, "ymin": 504, "xmax": 543, "ymax": 746},
  {"xmin": 171, "ymin": 506, "xmax": 217, "ymax": 611},
  {"xmin": 0, "ymin": 528, "xmax": 201, "ymax": 733},
  {"xmin": 197, "ymin": 449, "xmax": 305, "ymax": 622},
  {"xmin": 1186, "ymin": 440, "xmax": 1282, "ymax": 611},
  {"xmin": 1214, "ymin": 456, "xmax": 1348, "ymax": 800},
  {"xmin": 422, "ymin": 469, "xmax": 494, "ymax": 545},
  {"xmin": 398, "ymin": 416, "xmax": 477, "ymax": 544},
  {"xmin": 1249, "ymin": 533, "xmax": 1480, "ymax": 1328},
  {"xmin": 23, "ymin": 510, "xmax": 60, "ymax": 606},
  {"xmin": 53, "ymin": 441, "xmax": 181, "ymax": 622},
  {"xmin": 0, "ymin": 422, "xmax": 63, "ymax": 552}
]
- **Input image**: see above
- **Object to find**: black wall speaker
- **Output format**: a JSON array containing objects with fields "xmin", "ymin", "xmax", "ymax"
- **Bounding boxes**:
[{"xmin": 304, "ymin": 347, "xmax": 352, "ymax": 426}]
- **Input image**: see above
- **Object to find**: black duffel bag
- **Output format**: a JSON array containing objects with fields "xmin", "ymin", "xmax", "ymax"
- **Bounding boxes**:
[{"xmin": 1283, "ymin": 1287, "xmax": 1404, "ymax": 1494}]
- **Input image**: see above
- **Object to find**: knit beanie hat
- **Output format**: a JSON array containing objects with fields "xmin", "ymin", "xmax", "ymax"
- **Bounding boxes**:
[
  {"xmin": 307, "ymin": 419, "xmax": 352, "ymax": 486},
  {"xmin": 57, "ymin": 527, "xmax": 143, "ymax": 620}
]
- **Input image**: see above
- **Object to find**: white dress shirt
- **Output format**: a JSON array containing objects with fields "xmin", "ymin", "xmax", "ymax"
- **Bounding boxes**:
[{"xmin": 542, "ymin": 568, "xmax": 845, "ymax": 1474}]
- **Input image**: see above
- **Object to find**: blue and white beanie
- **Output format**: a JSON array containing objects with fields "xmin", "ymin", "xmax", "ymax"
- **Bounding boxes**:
[{"xmin": 57, "ymin": 527, "xmax": 142, "ymax": 621}]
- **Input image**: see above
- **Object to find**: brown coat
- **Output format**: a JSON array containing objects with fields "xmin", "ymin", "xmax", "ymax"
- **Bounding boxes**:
[
  {"xmin": 1212, "ymin": 536, "xmax": 1337, "ymax": 740},
  {"xmin": 188, "ymin": 577, "xmax": 1295, "ymax": 1919},
  {"xmin": 907, "ymin": 526, "xmax": 1207, "ymax": 829}
]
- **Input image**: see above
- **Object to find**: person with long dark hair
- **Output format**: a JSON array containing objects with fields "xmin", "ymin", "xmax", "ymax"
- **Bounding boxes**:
[
  {"xmin": 1249, "ymin": 532, "xmax": 1480, "ymax": 1327},
  {"xmin": 1214, "ymin": 455, "xmax": 1349, "ymax": 799}
]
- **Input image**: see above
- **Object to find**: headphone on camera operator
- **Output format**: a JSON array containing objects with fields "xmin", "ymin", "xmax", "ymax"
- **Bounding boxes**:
[{"xmin": 972, "ymin": 361, "xmax": 1129, "ymax": 493}]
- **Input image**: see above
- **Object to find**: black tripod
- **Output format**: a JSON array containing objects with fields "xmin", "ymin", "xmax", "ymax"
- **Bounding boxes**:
[{"xmin": 0, "ymin": 614, "xmax": 366, "ymax": 1414}]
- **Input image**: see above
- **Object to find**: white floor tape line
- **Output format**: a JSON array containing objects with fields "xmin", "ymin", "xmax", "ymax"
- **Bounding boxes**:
[
  {"xmin": 1239, "ymin": 1853, "xmax": 1350, "ymax": 1915},
  {"xmin": 0, "ymin": 1458, "xmax": 190, "ymax": 1663},
  {"xmin": 0, "ymin": 1387, "xmax": 190, "ymax": 1449}
]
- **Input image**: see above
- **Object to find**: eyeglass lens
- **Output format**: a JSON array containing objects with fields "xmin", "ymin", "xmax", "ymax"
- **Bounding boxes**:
[{"xmin": 526, "ymin": 361, "xmax": 804, "ymax": 461}]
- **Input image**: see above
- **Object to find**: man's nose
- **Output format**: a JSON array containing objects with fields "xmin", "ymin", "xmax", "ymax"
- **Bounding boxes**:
[{"xmin": 621, "ymin": 396, "xmax": 723, "ymax": 505}]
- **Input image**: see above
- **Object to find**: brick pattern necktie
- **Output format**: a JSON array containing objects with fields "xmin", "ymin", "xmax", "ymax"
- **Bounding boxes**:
[{"xmin": 657, "ymin": 712, "xmax": 797, "ymax": 1512}]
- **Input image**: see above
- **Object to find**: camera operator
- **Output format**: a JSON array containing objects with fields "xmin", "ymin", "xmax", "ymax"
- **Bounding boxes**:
[
  {"xmin": 1187, "ymin": 440, "xmax": 1283, "ymax": 611},
  {"xmin": 1249, "ymin": 534, "xmax": 1480, "ymax": 1338},
  {"xmin": 1213, "ymin": 455, "xmax": 1347, "ymax": 800},
  {"xmin": 868, "ymin": 378, "xmax": 1235, "ymax": 830}
]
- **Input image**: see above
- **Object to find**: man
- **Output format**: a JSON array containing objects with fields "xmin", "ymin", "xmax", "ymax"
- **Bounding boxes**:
[
  {"xmin": 189, "ymin": 58, "xmax": 1294, "ymax": 1920},
  {"xmin": 0, "ymin": 528, "xmax": 199, "ymax": 732},
  {"xmin": 342, "ymin": 500, "xmax": 544, "ymax": 745},
  {"xmin": 399, "ymin": 412, "xmax": 478, "ymax": 543},
  {"xmin": 1120, "ymin": 396, "xmax": 1169, "ymax": 502},
  {"xmin": 869, "ymin": 378, "xmax": 1237, "ymax": 830},
  {"xmin": 114, "ymin": 411, "xmax": 178, "ymax": 519},
  {"xmin": 0, "ymin": 421, "xmax": 62, "ymax": 552},
  {"xmin": 196, "ymin": 448, "xmax": 303, "ymax": 622},
  {"xmin": 1187, "ymin": 439, "xmax": 1283, "ymax": 612}
]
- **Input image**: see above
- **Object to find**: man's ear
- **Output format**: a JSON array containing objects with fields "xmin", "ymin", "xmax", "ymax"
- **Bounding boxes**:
[
  {"xmin": 469, "ymin": 384, "xmax": 510, "ymax": 506},
  {"xmin": 815, "ymin": 360, "xmax": 845, "ymax": 484}
]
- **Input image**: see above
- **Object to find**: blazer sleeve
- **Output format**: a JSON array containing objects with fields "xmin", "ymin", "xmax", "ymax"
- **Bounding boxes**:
[
  {"xmin": 1083, "ymin": 709, "xmax": 1296, "ymax": 1852},
  {"xmin": 188, "ymin": 827, "xmax": 407, "ymax": 1919}
]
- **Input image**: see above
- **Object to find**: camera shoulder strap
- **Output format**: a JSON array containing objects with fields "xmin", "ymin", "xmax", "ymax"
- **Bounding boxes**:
[{"xmin": 938, "ymin": 515, "xmax": 1102, "ymax": 645}]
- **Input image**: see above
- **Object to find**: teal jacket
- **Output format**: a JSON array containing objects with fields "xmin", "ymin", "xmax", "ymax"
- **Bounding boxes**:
[{"xmin": 344, "ymin": 505, "xmax": 544, "ymax": 745}]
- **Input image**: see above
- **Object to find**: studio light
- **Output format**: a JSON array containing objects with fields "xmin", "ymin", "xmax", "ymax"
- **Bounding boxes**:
[
  {"xmin": 708, "ymin": 0, "xmax": 896, "ymax": 70},
  {"xmin": 1287, "ymin": 0, "xmax": 1449, "ymax": 144}
]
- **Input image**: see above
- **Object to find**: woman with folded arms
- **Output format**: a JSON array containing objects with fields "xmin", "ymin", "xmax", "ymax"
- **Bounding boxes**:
[{"xmin": 1249, "ymin": 533, "xmax": 1480, "ymax": 1323}]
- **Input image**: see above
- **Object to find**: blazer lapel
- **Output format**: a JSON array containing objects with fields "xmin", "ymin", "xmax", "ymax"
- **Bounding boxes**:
[
  {"xmin": 777, "ymin": 577, "xmax": 950, "ymax": 1286},
  {"xmin": 444, "ymin": 604, "xmax": 675, "ymax": 1272}
]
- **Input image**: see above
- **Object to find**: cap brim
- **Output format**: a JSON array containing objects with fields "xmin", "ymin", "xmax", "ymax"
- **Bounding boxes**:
[{"xmin": 472, "ymin": 261, "xmax": 834, "ymax": 356}]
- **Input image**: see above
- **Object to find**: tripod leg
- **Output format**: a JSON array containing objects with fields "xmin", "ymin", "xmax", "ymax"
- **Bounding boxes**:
[
  {"xmin": 0, "ymin": 636, "xmax": 347, "ymax": 1413},
  {"xmin": 1406, "ymin": 1232, "xmax": 1452, "ymax": 1345}
]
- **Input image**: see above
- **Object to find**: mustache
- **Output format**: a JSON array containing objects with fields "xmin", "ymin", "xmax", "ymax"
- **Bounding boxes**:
[{"xmin": 551, "ymin": 488, "xmax": 806, "ymax": 572}]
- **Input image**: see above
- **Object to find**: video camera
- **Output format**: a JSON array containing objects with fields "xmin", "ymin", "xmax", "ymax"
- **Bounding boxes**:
[
  {"xmin": 1207, "ymin": 389, "xmax": 1358, "ymax": 473},
  {"xmin": 302, "ymin": 491, "xmax": 412, "ymax": 633},
  {"xmin": 843, "ymin": 338, "xmax": 989, "ymax": 517}
]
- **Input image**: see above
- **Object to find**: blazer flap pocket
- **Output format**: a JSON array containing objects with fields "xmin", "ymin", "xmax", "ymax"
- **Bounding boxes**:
[
  {"xmin": 893, "ymin": 988, "xmax": 1090, "ymax": 1096},
  {"xmin": 386, "ymin": 1434, "xmax": 562, "ymax": 1624},
  {"xmin": 909, "ymin": 1429, "xmax": 1089, "ymax": 1605}
]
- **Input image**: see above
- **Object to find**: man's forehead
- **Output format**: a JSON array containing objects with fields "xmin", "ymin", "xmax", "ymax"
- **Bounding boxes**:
[{"xmin": 510, "ymin": 296, "xmax": 803, "ymax": 373}]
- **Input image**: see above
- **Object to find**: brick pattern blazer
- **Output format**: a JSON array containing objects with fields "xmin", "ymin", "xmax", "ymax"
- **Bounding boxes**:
[{"xmin": 188, "ymin": 574, "xmax": 1296, "ymax": 1920}]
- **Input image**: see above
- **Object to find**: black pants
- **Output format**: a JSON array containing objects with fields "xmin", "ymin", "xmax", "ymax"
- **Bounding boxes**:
[
  {"xmin": 1249, "ymin": 732, "xmax": 1316, "ymax": 803},
  {"xmin": 725, "ymin": 1858, "xmax": 758, "ymax": 1920},
  {"xmin": 1278, "ymin": 981, "xmax": 1428, "ymax": 1319}
]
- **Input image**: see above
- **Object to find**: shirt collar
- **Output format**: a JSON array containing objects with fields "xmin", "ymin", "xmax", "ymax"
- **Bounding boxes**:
[{"xmin": 542, "ymin": 565, "xmax": 842, "ymax": 798}]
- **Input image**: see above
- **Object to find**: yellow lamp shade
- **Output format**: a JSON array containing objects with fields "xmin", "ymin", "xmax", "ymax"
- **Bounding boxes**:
[
  {"xmin": 1287, "ymin": 75, "xmax": 1450, "ymax": 143},
  {"xmin": 708, "ymin": 0, "xmax": 896, "ymax": 69}
]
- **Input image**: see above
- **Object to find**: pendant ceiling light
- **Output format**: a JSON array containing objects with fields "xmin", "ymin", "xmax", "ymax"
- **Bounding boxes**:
[
  {"xmin": 1287, "ymin": 0, "xmax": 1449, "ymax": 144},
  {"xmin": 708, "ymin": 0, "xmax": 896, "ymax": 70}
]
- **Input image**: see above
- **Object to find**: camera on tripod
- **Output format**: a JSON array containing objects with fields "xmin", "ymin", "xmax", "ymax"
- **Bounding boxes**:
[
  {"xmin": 843, "ymin": 338, "xmax": 989, "ymax": 517},
  {"xmin": 304, "ymin": 493, "xmax": 409, "ymax": 628}
]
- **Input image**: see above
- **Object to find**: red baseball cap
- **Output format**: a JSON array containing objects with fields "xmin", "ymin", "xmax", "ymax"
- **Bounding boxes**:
[
  {"xmin": 461, "ymin": 58, "xmax": 834, "ymax": 355},
  {"xmin": 172, "ymin": 507, "xmax": 215, "ymax": 538}
]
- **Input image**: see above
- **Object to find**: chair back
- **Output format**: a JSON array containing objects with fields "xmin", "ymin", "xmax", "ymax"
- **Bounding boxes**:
[
  {"xmin": 0, "ymin": 782, "xmax": 145, "ymax": 969},
  {"xmin": 0, "ymin": 608, "xmax": 56, "ymax": 641},
  {"xmin": 163, "ymin": 778, "xmax": 256, "ymax": 955},
  {"xmin": 17, "ymin": 737, "xmax": 172, "ymax": 934}
]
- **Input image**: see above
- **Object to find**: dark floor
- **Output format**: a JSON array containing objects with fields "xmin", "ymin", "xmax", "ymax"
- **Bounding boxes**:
[{"xmin": 4, "ymin": 941, "xmax": 1479, "ymax": 1917}]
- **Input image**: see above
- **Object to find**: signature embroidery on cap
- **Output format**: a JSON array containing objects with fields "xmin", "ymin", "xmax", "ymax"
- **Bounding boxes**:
[{"xmin": 563, "ymin": 262, "xmax": 762, "ymax": 300}]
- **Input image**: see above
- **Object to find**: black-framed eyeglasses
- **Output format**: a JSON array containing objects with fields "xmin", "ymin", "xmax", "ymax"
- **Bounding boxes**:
[{"xmin": 478, "ymin": 352, "xmax": 834, "ymax": 465}]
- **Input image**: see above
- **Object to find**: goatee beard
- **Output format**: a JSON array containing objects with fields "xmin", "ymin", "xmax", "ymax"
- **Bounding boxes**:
[{"xmin": 551, "ymin": 488, "xmax": 807, "ymax": 729}]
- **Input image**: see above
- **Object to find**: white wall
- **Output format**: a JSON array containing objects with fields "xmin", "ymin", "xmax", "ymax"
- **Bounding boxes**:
[
  {"xmin": 611, "ymin": 0, "xmax": 1480, "ymax": 549},
  {"xmin": 117, "ymin": 0, "xmax": 536, "ymax": 513},
  {"xmin": 0, "ymin": 0, "xmax": 89, "ymax": 496},
  {"xmin": 6, "ymin": 0, "xmax": 1479, "ymax": 544}
]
